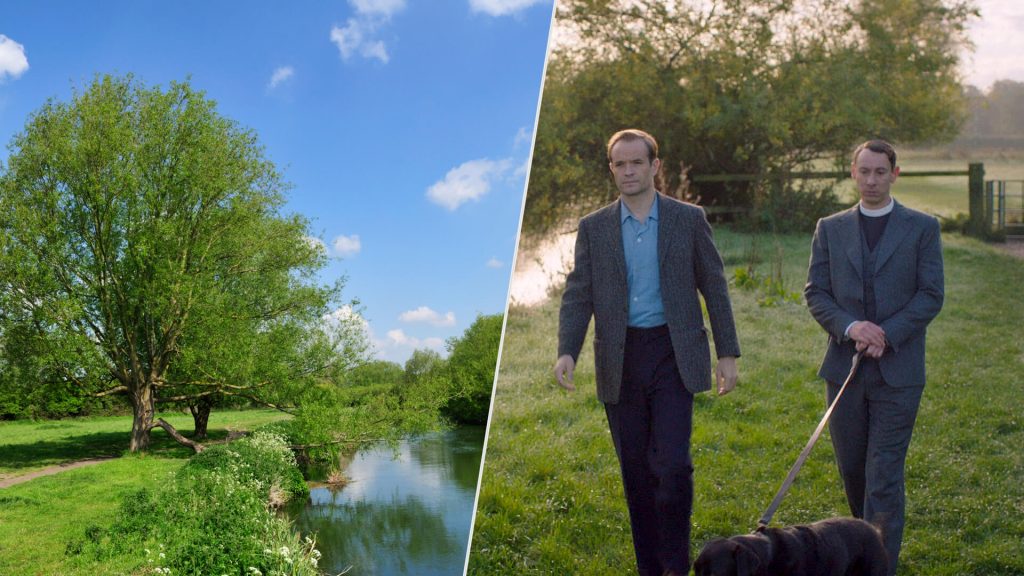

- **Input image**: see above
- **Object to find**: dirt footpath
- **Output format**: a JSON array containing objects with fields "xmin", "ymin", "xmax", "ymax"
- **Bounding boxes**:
[
  {"xmin": 0, "ymin": 457, "xmax": 117, "ymax": 489},
  {"xmin": 999, "ymin": 239, "xmax": 1024, "ymax": 259}
]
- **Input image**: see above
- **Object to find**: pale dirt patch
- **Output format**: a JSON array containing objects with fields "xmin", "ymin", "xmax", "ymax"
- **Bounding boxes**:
[
  {"xmin": 0, "ymin": 457, "xmax": 117, "ymax": 489},
  {"xmin": 997, "ymin": 239, "xmax": 1024, "ymax": 259}
]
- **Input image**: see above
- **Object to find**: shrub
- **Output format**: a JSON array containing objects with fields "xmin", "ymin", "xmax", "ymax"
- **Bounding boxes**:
[
  {"xmin": 67, "ymin": 431, "xmax": 320, "ymax": 575},
  {"xmin": 183, "ymin": 430, "xmax": 308, "ymax": 501}
]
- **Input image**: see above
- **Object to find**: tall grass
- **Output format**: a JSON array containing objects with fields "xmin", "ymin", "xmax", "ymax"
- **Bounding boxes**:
[{"xmin": 469, "ymin": 230, "xmax": 1024, "ymax": 575}]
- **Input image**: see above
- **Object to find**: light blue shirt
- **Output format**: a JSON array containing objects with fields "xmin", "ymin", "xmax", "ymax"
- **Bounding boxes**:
[{"xmin": 621, "ymin": 197, "xmax": 665, "ymax": 327}]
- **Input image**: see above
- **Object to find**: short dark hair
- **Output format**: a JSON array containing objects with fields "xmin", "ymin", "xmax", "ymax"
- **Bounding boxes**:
[
  {"xmin": 607, "ymin": 129, "xmax": 659, "ymax": 163},
  {"xmin": 852, "ymin": 139, "xmax": 897, "ymax": 171}
]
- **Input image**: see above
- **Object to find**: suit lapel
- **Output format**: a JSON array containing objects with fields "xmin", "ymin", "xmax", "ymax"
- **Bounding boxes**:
[
  {"xmin": 873, "ymin": 201, "xmax": 912, "ymax": 272},
  {"xmin": 839, "ymin": 206, "xmax": 863, "ymax": 280},
  {"xmin": 602, "ymin": 200, "xmax": 628, "ymax": 286},
  {"xmin": 657, "ymin": 194, "xmax": 675, "ymax": 270}
]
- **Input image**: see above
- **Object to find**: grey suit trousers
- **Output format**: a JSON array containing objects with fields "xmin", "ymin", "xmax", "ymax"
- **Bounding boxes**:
[{"xmin": 828, "ymin": 359, "xmax": 923, "ymax": 576}]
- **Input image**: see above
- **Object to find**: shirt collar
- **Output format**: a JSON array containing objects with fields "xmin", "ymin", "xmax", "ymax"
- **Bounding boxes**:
[
  {"xmin": 859, "ymin": 198, "xmax": 895, "ymax": 217},
  {"xmin": 620, "ymin": 194, "xmax": 659, "ymax": 224}
]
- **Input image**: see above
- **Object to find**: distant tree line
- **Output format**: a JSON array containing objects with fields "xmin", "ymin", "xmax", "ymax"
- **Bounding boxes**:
[
  {"xmin": 341, "ymin": 313, "xmax": 503, "ymax": 426},
  {"xmin": 959, "ymin": 80, "xmax": 1024, "ymax": 146}
]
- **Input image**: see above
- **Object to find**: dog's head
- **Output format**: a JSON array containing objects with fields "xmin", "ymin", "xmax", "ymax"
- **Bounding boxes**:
[{"xmin": 693, "ymin": 537, "xmax": 763, "ymax": 576}]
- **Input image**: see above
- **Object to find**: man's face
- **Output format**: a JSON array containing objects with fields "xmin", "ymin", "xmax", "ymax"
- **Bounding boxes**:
[
  {"xmin": 609, "ymin": 139, "xmax": 660, "ymax": 198},
  {"xmin": 851, "ymin": 148, "xmax": 899, "ymax": 210}
]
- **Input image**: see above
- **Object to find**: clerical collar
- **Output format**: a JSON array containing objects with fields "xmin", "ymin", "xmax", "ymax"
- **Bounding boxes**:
[{"xmin": 859, "ymin": 199, "xmax": 894, "ymax": 218}]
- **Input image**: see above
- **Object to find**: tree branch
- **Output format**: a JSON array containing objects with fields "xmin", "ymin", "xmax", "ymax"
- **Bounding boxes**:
[
  {"xmin": 149, "ymin": 417, "xmax": 205, "ymax": 453},
  {"xmin": 93, "ymin": 384, "xmax": 129, "ymax": 397}
]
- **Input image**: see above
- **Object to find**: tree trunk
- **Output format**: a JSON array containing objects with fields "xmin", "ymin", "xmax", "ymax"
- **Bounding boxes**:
[
  {"xmin": 189, "ymin": 397, "xmax": 213, "ymax": 440},
  {"xmin": 128, "ymin": 382, "xmax": 155, "ymax": 452}
]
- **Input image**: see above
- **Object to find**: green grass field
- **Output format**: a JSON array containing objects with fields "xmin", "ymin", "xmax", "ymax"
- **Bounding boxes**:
[
  {"xmin": 0, "ymin": 409, "xmax": 290, "ymax": 575},
  {"xmin": 0, "ymin": 408, "xmax": 289, "ymax": 478},
  {"xmin": 469, "ymin": 230, "xmax": 1024, "ymax": 575}
]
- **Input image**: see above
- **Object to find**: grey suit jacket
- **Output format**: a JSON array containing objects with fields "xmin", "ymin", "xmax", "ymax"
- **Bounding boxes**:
[
  {"xmin": 804, "ymin": 201, "xmax": 944, "ymax": 387},
  {"xmin": 558, "ymin": 194, "xmax": 741, "ymax": 404}
]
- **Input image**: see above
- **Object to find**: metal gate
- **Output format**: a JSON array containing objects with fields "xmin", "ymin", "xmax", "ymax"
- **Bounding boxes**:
[{"xmin": 986, "ymin": 180, "xmax": 1024, "ymax": 239}]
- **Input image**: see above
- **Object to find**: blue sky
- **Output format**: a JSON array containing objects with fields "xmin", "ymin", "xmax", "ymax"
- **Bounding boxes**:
[{"xmin": 0, "ymin": 0, "xmax": 554, "ymax": 364}]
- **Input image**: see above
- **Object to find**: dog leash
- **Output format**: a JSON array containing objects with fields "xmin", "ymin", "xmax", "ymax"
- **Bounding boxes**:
[{"xmin": 756, "ymin": 351, "xmax": 863, "ymax": 530}]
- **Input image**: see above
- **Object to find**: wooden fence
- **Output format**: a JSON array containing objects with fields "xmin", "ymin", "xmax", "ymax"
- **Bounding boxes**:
[{"xmin": 690, "ymin": 163, "xmax": 990, "ymax": 237}]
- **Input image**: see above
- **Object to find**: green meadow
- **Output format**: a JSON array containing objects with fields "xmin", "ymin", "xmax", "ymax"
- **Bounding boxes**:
[
  {"xmin": 0, "ymin": 409, "xmax": 290, "ymax": 575},
  {"xmin": 469, "ymin": 230, "xmax": 1024, "ymax": 575}
]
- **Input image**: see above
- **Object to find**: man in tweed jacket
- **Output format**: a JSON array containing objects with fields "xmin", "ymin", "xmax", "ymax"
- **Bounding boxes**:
[
  {"xmin": 553, "ymin": 129, "xmax": 740, "ymax": 575},
  {"xmin": 805, "ymin": 139, "xmax": 944, "ymax": 576}
]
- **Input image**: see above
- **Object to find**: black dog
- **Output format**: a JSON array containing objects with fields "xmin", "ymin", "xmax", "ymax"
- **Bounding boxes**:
[{"xmin": 693, "ymin": 517, "xmax": 887, "ymax": 576}]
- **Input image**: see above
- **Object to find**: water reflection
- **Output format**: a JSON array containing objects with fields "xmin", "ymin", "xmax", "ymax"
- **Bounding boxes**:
[{"xmin": 287, "ymin": 426, "xmax": 484, "ymax": 576}]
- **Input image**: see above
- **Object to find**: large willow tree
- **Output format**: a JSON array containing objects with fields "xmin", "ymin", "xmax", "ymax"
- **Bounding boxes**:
[
  {"xmin": 525, "ymin": 0, "xmax": 978, "ymax": 235},
  {"xmin": 0, "ymin": 75, "xmax": 365, "ymax": 450}
]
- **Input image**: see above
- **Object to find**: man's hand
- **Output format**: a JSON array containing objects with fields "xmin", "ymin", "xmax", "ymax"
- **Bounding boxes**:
[
  {"xmin": 849, "ymin": 320, "xmax": 886, "ymax": 349},
  {"xmin": 855, "ymin": 340, "xmax": 886, "ymax": 359},
  {"xmin": 850, "ymin": 320, "xmax": 887, "ymax": 359},
  {"xmin": 715, "ymin": 356, "xmax": 738, "ymax": 396},
  {"xmin": 554, "ymin": 354, "xmax": 576, "ymax": 391}
]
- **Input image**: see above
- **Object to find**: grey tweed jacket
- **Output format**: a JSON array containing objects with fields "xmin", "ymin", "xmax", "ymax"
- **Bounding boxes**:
[
  {"xmin": 558, "ymin": 194, "xmax": 741, "ymax": 404},
  {"xmin": 805, "ymin": 201, "xmax": 944, "ymax": 387}
]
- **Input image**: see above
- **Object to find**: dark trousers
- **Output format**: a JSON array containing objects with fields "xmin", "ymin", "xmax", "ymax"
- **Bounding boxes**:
[
  {"xmin": 828, "ymin": 359, "xmax": 923, "ymax": 576},
  {"xmin": 604, "ymin": 325, "xmax": 694, "ymax": 576}
]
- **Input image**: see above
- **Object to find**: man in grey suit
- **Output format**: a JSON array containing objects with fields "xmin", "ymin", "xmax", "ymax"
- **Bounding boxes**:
[
  {"xmin": 805, "ymin": 139, "xmax": 944, "ymax": 575},
  {"xmin": 554, "ymin": 129, "xmax": 740, "ymax": 575}
]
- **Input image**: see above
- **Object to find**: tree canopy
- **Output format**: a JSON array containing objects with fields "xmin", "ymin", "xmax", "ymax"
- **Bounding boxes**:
[
  {"xmin": 0, "ymin": 75, "xmax": 366, "ymax": 449},
  {"xmin": 525, "ymin": 0, "xmax": 977, "ymax": 235},
  {"xmin": 961, "ymin": 80, "xmax": 1024, "ymax": 143}
]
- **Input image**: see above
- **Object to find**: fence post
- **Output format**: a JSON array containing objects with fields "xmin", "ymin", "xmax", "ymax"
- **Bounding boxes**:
[{"xmin": 968, "ymin": 163, "xmax": 986, "ymax": 238}]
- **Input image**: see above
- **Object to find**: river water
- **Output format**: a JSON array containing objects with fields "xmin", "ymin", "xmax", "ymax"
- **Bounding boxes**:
[{"xmin": 286, "ymin": 426, "xmax": 485, "ymax": 576}]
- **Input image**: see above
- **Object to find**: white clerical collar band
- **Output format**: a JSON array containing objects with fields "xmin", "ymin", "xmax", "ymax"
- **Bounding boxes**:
[{"xmin": 859, "ymin": 199, "xmax": 894, "ymax": 217}]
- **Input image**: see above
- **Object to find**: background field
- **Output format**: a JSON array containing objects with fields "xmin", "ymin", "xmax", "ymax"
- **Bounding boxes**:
[
  {"xmin": 470, "ymin": 230, "xmax": 1024, "ymax": 576},
  {"xmin": 836, "ymin": 150, "xmax": 1024, "ymax": 218}
]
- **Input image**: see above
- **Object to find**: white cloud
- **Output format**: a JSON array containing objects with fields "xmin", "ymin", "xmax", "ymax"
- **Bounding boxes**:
[
  {"xmin": 324, "ymin": 305, "xmax": 370, "ymax": 332},
  {"xmin": 514, "ymin": 126, "xmax": 532, "ymax": 148},
  {"xmin": 268, "ymin": 66, "xmax": 294, "ymax": 88},
  {"xmin": 331, "ymin": 0, "xmax": 408, "ymax": 64},
  {"xmin": 514, "ymin": 157, "xmax": 531, "ymax": 179},
  {"xmin": 331, "ymin": 19, "xmax": 390, "ymax": 63},
  {"xmin": 360, "ymin": 40, "xmax": 390, "ymax": 63},
  {"xmin": 305, "ymin": 236, "xmax": 327, "ymax": 254},
  {"xmin": 333, "ymin": 234, "xmax": 362, "ymax": 256},
  {"xmin": 351, "ymin": 0, "xmax": 406, "ymax": 17},
  {"xmin": 399, "ymin": 306, "xmax": 456, "ymax": 327},
  {"xmin": 427, "ymin": 158, "xmax": 513, "ymax": 210},
  {"xmin": 0, "ymin": 35, "xmax": 29, "ymax": 82},
  {"xmin": 385, "ymin": 329, "xmax": 444, "ymax": 350},
  {"xmin": 486, "ymin": 257, "xmax": 505, "ymax": 269},
  {"xmin": 469, "ymin": 0, "xmax": 546, "ymax": 17}
]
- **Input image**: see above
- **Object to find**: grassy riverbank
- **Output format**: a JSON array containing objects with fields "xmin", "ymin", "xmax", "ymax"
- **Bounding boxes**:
[
  {"xmin": 470, "ymin": 230, "xmax": 1024, "ymax": 575},
  {"xmin": 0, "ymin": 409, "xmax": 290, "ymax": 575}
]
